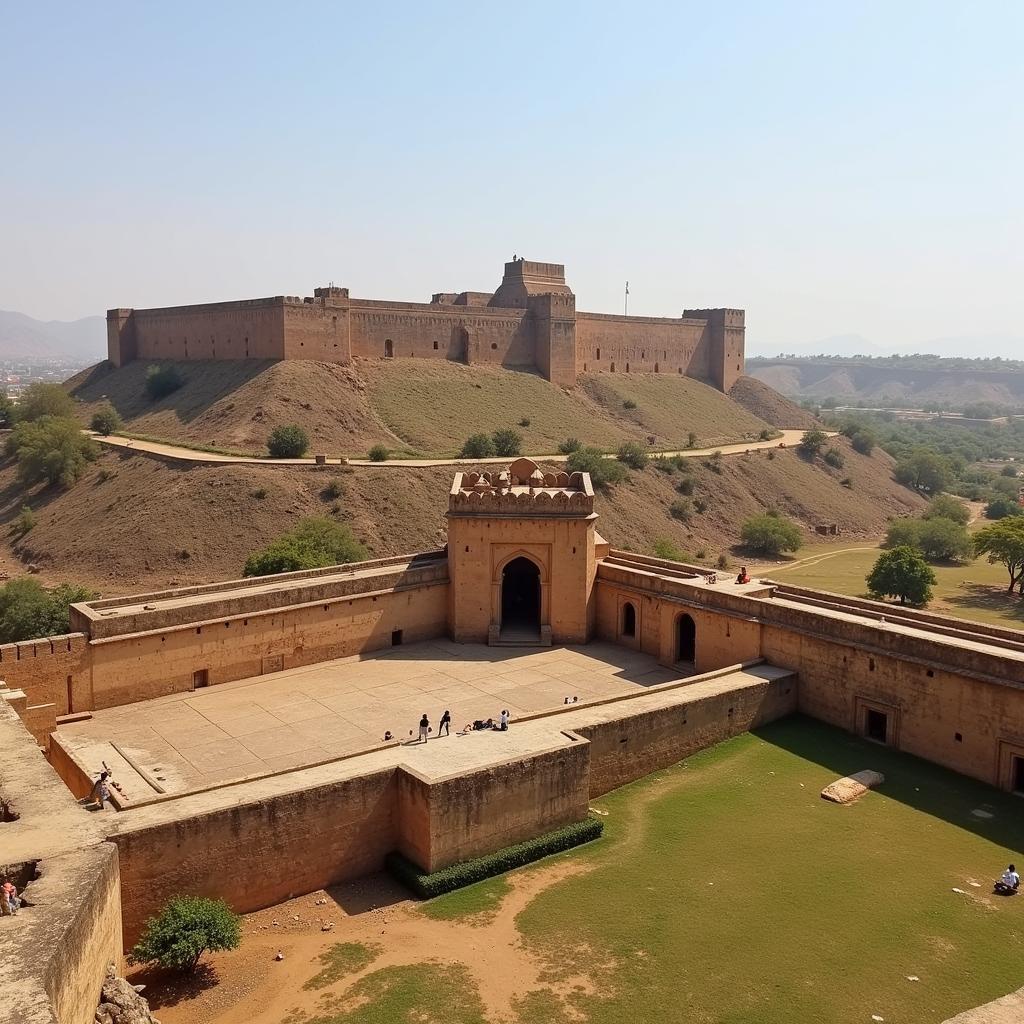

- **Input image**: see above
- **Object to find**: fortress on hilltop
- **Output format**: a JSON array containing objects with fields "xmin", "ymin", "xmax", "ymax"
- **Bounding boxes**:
[{"xmin": 106, "ymin": 258, "xmax": 746, "ymax": 391}]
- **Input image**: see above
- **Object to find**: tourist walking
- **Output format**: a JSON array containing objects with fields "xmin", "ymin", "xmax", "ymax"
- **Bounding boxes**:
[
  {"xmin": 418, "ymin": 714, "xmax": 430, "ymax": 743},
  {"xmin": 1, "ymin": 879, "xmax": 19, "ymax": 916},
  {"xmin": 439, "ymin": 710, "xmax": 451, "ymax": 736}
]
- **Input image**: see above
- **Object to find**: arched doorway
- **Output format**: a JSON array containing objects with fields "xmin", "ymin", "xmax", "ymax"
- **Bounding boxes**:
[
  {"xmin": 676, "ymin": 614, "xmax": 696, "ymax": 662},
  {"xmin": 621, "ymin": 602, "xmax": 636, "ymax": 638},
  {"xmin": 384, "ymin": 338, "xmax": 394, "ymax": 357},
  {"xmin": 501, "ymin": 557, "xmax": 541, "ymax": 634}
]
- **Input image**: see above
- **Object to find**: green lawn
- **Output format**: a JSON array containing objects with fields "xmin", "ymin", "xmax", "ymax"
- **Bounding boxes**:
[{"xmin": 288, "ymin": 718, "xmax": 1024, "ymax": 1024}]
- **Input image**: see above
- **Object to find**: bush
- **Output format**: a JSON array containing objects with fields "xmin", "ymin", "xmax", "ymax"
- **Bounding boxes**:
[
  {"xmin": 0, "ymin": 579, "xmax": 96, "ymax": 644},
  {"xmin": 716, "ymin": 553, "xmax": 730, "ymax": 570},
  {"xmin": 368, "ymin": 444, "xmax": 389, "ymax": 462},
  {"xmin": 676, "ymin": 476, "xmax": 695, "ymax": 496},
  {"xmin": 144, "ymin": 364, "xmax": 185, "ymax": 401},
  {"xmin": 251, "ymin": 488, "xmax": 267, "ymax": 500},
  {"xmin": 669, "ymin": 499, "xmax": 693, "ymax": 522},
  {"xmin": 740, "ymin": 512, "xmax": 802, "ymax": 555},
  {"xmin": 693, "ymin": 498, "xmax": 708, "ymax": 513},
  {"xmin": 653, "ymin": 538, "xmax": 691, "ymax": 561},
  {"xmin": 267, "ymin": 424, "xmax": 309, "ymax": 458},
  {"xmin": 243, "ymin": 517, "xmax": 369, "ymax": 577},
  {"xmin": 566, "ymin": 447, "xmax": 627, "ymax": 490},
  {"xmin": 798, "ymin": 429, "xmax": 829, "ymax": 457},
  {"xmin": 128, "ymin": 896, "xmax": 241, "ymax": 973},
  {"xmin": 10, "ymin": 506, "xmax": 35, "ymax": 539},
  {"xmin": 704, "ymin": 450, "xmax": 723, "ymax": 474},
  {"xmin": 386, "ymin": 818, "xmax": 604, "ymax": 899},
  {"xmin": 623, "ymin": 398, "xmax": 637, "ymax": 410},
  {"xmin": 16, "ymin": 382, "xmax": 75, "ymax": 422},
  {"xmin": 89, "ymin": 402, "xmax": 123, "ymax": 436},
  {"xmin": 518, "ymin": 418, "xmax": 531, "ymax": 428},
  {"xmin": 840, "ymin": 477, "xmax": 853, "ymax": 489},
  {"xmin": 492, "ymin": 428, "xmax": 522, "ymax": 458},
  {"xmin": 558, "ymin": 437, "xmax": 582, "ymax": 455},
  {"xmin": 460, "ymin": 433, "xmax": 495, "ymax": 459},
  {"xmin": 6, "ymin": 416, "xmax": 97, "ymax": 488},
  {"xmin": 824, "ymin": 448, "xmax": 845, "ymax": 469},
  {"xmin": 886, "ymin": 517, "xmax": 971, "ymax": 562},
  {"xmin": 924, "ymin": 494, "xmax": 971, "ymax": 526},
  {"xmin": 1001, "ymin": 464, "xmax": 1019, "ymax": 478},
  {"xmin": 984, "ymin": 495, "xmax": 1023, "ymax": 520},
  {"xmin": 652, "ymin": 456, "xmax": 677, "ymax": 474},
  {"xmin": 758, "ymin": 428, "xmax": 772, "ymax": 441},
  {"xmin": 850, "ymin": 430, "xmax": 876, "ymax": 455},
  {"xmin": 616, "ymin": 441, "xmax": 648, "ymax": 470},
  {"xmin": 321, "ymin": 478, "xmax": 343, "ymax": 500},
  {"xmin": 866, "ymin": 546, "xmax": 936, "ymax": 606},
  {"xmin": 686, "ymin": 432, "xmax": 698, "ymax": 449}
]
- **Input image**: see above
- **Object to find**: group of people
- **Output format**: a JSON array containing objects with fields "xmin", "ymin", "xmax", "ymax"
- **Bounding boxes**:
[
  {"xmin": 0, "ymin": 878, "xmax": 20, "ymax": 917},
  {"xmin": 388, "ymin": 709, "xmax": 511, "ymax": 743}
]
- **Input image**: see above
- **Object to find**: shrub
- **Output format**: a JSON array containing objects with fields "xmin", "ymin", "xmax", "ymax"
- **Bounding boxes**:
[
  {"xmin": 669, "ymin": 499, "xmax": 693, "ymax": 522},
  {"xmin": 16, "ymin": 382, "xmax": 75, "ymax": 422},
  {"xmin": 653, "ymin": 538, "xmax": 691, "ymax": 561},
  {"xmin": 984, "ymin": 495, "xmax": 1023, "ymax": 520},
  {"xmin": 850, "ymin": 430, "xmax": 876, "ymax": 455},
  {"xmin": 97, "ymin": 468, "xmax": 113, "ymax": 483},
  {"xmin": 652, "ymin": 456, "xmax": 677, "ymax": 474},
  {"xmin": 676, "ymin": 476, "xmax": 695, "ymax": 496},
  {"xmin": 695, "ymin": 548, "xmax": 708, "ymax": 560},
  {"xmin": 840, "ymin": 477, "xmax": 853, "ymax": 488},
  {"xmin": 758, "ymin": 428, "xmax": 772, "ymax": 441},
  {"xmin": 766, "ymin": 450, "xmax": 776, "ymax": 460},
  {"xmin": 89, "ymin": 402, "xmax": 122, "ymax": 436},
  {"xmin": 492, "ymin": 428, "xmax": 522, "ymax": 458},
  {"xmin": 693, "ymin": 498, "xmax": 708, "ymax": 513},
  {"xmin": 386, "ymin": 818, "xmax": 603, "ymax": 899},
  {"xmin": 705, "ymin": 451, "xmax": 723, "ymax": 474},
  {"xmin": 740, "ymin": 512, "xmax": 802, "ymax": 555},
  {"xmin": 716, "ymin": 553, "xmax": 730, "ymax": 570},
  {"xmin": 558, "ymin": 437, "xmax": 582, "ymax": 455},
  {"xmin": 368, "ymin": 444, "xmax": 389, "ymax": 462},
  {"xmin": 616, "ymin": 441, "xmax": 648, "ymax": 470},
  {"xmin": 566, "ymin": 447, "xmax": 627, "ymax": 490},
  {"xmin": 243, "ymin": 517, "xmax": 369, "ymax": 577},
  {"xmin": 924, "ymin": 494, "xmax": 971, "ymax": 526},
  {"xmin": 823, "ymin": 448, "xmax": 845, "ymax": 469},
  {"xmin": 267, "ymin": 424, "xmax": 309, "ymax": 459},
  {"xmin": 798, "ymin": 429, "xmax": 828, "ymax": 457},
  {"xmin": 460, "ymin": 433, "xmax": 495, "ymax": 459},
  {"xmin": 10, "ymin": 506, "xmax": 35, "ymax": 539},
  {"xmin": 6, "ymin": 416, "xmax": 97, "ymax": 488},
  {"xmin": 518, "ymin": 417, "xmax": 531, "ymax": 428},
  {"xmin": 144, "ymin": 364, "xmax": 185, "ymax": 401},
  {"xmin": 623, "ymin": 398, "xmax": 637, "ymax": 410},
  {"xmin": 0, "ymin": 579, "xmax": 96, "ymax": 644},
  {"xmin": 1001, "ymin": 464, "xmax": 1019, "ymax": 478},
  {"xmin": 251, "ymin": 488, "xmax": 268, "ymax": 500},
  {"xmin": 321, "ymin": 478, "xmax": 343, "ymax": 501},
  {"xmin": 686, "ymin": 432, "xmax": 698, "ymax": 449},
  {"xmin": 866, "ymin": 546, "xmax": 936, "ymax": 606},
  {"xmin": 128, "ymin": 896, "xmax": 241, "ymax": 973}
]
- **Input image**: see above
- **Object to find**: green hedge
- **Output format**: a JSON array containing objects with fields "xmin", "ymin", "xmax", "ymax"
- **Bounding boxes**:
[{"xmin": 385, "ymin": 816, "xmax": 604, "ymax": 899}]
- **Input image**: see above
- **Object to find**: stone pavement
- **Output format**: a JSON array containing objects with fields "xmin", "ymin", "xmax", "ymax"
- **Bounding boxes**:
[{"xmin": 55, "ymin": 640, "xmax": 688, "ymax": 798}]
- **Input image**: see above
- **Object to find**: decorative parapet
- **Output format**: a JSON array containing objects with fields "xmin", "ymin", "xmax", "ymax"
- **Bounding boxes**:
[{"xmin": 449, "ymin": 459, "xmax": 595, "ymax": 516}]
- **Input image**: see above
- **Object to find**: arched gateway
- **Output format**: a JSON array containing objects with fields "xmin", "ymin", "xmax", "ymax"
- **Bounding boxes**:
[{"xmin": 500, "ymin": 557, "xmax": 541, "ymax": 636}]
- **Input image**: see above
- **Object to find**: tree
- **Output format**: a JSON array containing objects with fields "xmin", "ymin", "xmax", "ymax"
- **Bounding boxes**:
[
  {"xmin": 128, "ymin": 896, "xmax": 241, "ymax": 973},
  {"xmin": 558, "ymin": 437, "xmax": 582, "ymax": 455},
  {"xmin": 145, "ymin": 364, "xmax": 185, "ymax": 400},
  {"xmin": 566, "ymin": 446, "xmax": 627, "ymax": 490},
  {"xmin": 367, "ymin": 444, "xmax": 389, "ymax": 462},
  {"xmin": 973, "ymin": 518, "xmax": 1024, "ymax": 592},
  {"xmin": 984, "ymin": 495, "xmax": 1023, "ymax": 520},
  {"xmin": 893, "ymin": 449, "xmax": 952, "ymax": 494},
  {"xmin": 616, "ymin": 441, "xmax": 648, "ymax": 470},
  {"xmin": 243, "ymin": 517, "xmax": 368, "ymax": 577},
  {"xmin": 0, "ymin": 579, "xmax": 96, "ymax": 644},
  {"xmin": 798, "ymin": 429, "xmax": 828, "ymax": 457},
  {"xmin": 924, "ymin": 494, "xmax": 970, "ymax": 526},
  {"xmin": 89, "ymin": 402, "xmax": 123, "ymax": 436},
  {"xmin": 267, "ymin": 424, "xmax": 309, "ymax": 458},
  {"xmin": 491, "ymin": 428, "xmax": 522, "ymax": 457},
  {"xmin": 460, "ymin": 433, "xmax": 495, "ymax": 459},
  {"xmin": 740, "ymin": 512, "xmax": 803, "ymax": 555},
  {"xmin": 866, "ymin": 546, "xmax": 936, "ymax": 605},
  {"xmin": 850, "ymin": 430, "xmax": 876, "ymax": 455},
  {"xmin": 15, "ymin": 382, "xmax": 76, "ymax": 423},
  {"xmin": 886, "ymin": 516, "xmax": 971, "ymax": 562},
  {"xmin": 6, "ymin": 416, "xmax": 98, "ymax": 488},
  {"xmin": 0, "ymin": 390, "xmax": 13, "ymax": 428}
]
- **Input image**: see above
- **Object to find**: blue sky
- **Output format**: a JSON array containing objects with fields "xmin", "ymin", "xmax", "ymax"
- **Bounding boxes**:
[{"xmin": 2, "ymin": 1, "xmax": 1022, "ymax": 353}]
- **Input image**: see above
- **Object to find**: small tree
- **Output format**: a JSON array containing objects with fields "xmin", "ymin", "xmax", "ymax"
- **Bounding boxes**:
[
  {"xmin": 368, "ymin": 444, "xmax": 389, "ymax": 462},
  {"xmin": 0, "ymin": 579, "xmax": 95, "ymax": 644},
  {"xmin": 90, "ymin": 402, "xmax": 123, "ymax": 436},
  {"xmin": 243, "ymin": 517, "xmax": 369, "ymax": 577},
  {"xmin": 16, "ymin": 382, "xmax": 76, "ymax": 422},
  {"xmin": 492, "ymin": 428, "xmax": 522, "ymax": 457},
  {"xmin": 460, "ymin": 433, "xmax": 495, "ymax": 459},
  {"xmin": 566, "ymin": 447, "xmax": 627, "ymax": 490},
  {"xmin": 558, "ymin": 437, "xmax": 582, "ymax": 455},
  {"xmin": 669, "ymin": 499, "xmax": 693, "ymax": 522},
  {"xmin": 144, "ymin": 364, "xmax": 185, "ymax": 400},
  {"xmin": 686, "ymin": 432, "xmax": 698, "ymax": 449},
  {"xmin": 894, "ymin": 449, "xmax": 952, "ymax": 494},
  {"xmin": 616, "ymin": 441, "xmax": 648, "ymax": 470},
  {"xmin": 974, "ymin": 517, "xmax": 1024, "ymax": 592},
  {"xmin": 7, "ymin": 416, "xmax": 97, "ymax": 488},
  {"xmin": 823, "ymin": 448, "xmax": 845, "ymax": 469},
  {"xmin": 10, "ymin": 506, "xmax": 35, "ymax": 540},
  {"xmin": 850, "ymin": 430, "xmax": 876, "ymax": 455},
  {"xmin": 798, "ymin": 429, "xmax": 828, "ymax": 457},
  {"xmin": 866, "ymin": 546, "xmax": 936, "ymax": 605},
  {"xmin": 917, "ymin": 518, "xmax": 972, "ymax": 562},
  {"xmin": 984, "ymin": 495, "xmax": 1023, "ymax": 520},
  {"xmin": 129, "ymin": 896, "xmax": 241, "ymax": 973},
  {"xmin": 267, "ymin": 424, "xmax": 309, "ymax": 458},
  {"xmin": 924, "ymin": 494, "xmax": 970, "ymax": 525},
  {"xmin": 740, "ymin": 512, "xmax": 802, "ymax": 555}
]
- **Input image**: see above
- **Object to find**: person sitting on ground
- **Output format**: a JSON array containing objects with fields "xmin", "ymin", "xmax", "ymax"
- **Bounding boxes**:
[
  {"xmin": 470, "ymin": 718, "xmax": 495, "ymax": 731},
  {"xmin": 995, "ymin": 864, "xmax": 1020, "ymax": 894},
  {"xmin": 1, "ymin": 879, "xmax": 19, "ymax": 916},
  {"xmin": 383, "ymin": 731, "xmax": 394, "ymax": 742},
  {"xmin": 418, "ymin": 714, "xmax": 430, "ymax": 743},
  {"xmin": 736, "ymin": 566, "xmax": 751, "ymax": 584},
  {"xmin": 495, "ymin": 709, "xmax": 510, "ymax": 731},
  {"xmin": 87, "ymin": 764, "xmax": 112, "ymax": 807},
  {"xmin": 705, "ymin": 573, "xmax": 717, "ymax": 585}
]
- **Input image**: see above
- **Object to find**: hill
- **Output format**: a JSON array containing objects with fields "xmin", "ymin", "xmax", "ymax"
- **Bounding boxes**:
[
  {"xmin": 726, "ymin": 377, "xmax": 819, "ymax": 428},
  {"xmin": 68, "ymin": 358, "xmax": 777, "ymax": 457},
  {"xmin": 0, "ymin": 436, "xmax": 925, "ymax": 596},
  {"xmin": 0, "ymin": 310, "xmax": 106, "ymax": 362}
]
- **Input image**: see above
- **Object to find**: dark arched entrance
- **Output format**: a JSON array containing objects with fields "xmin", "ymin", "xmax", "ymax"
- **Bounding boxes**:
[
  {"xmin": 622, "ymin": 602, "xmax": 636, "ymax": 637},
  {"xmin": 501, "ymin": 557, "xmax": 541, "ymax": 634},
  {"xmin": 384, "ymin": 338, "xmax": 394, "ymax": 357},
  {"xmin": 676, "ymin": 614, "xmax": 696, "ymax": 662}
]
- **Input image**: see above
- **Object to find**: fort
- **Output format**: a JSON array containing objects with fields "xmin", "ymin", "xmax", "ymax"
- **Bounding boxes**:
[
  {"xmin": 105, "ymin": 259, "xmax": 746, "ymax": 391},
  {"xmin": 4, "ymin": 459, "xmax": 1024, "ymax": 1023}
]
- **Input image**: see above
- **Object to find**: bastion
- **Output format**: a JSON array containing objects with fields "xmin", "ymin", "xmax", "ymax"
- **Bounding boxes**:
[{"xmin": 3, "ymin": 459, "xmax": 1024, "ymax": 1023}]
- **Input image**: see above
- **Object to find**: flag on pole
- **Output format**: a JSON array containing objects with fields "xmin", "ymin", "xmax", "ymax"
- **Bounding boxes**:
[{"xmin": 625, "ymin": 281, "xmax": 629, "ymax": 295}]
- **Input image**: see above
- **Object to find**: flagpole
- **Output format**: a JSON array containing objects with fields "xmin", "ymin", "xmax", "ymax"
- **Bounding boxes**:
[{"xmin": 624, "ymin": 281, "xmax": 629, "ymax": 317}]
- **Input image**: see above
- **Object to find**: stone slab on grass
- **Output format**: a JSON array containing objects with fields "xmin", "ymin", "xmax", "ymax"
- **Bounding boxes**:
[{"xmin": 821, "ymin": 769, "xmax": 884, "ymax": 804}]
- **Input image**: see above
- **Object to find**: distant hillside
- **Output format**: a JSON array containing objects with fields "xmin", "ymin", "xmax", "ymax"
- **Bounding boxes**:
[
  {"xmin": 748, "ymin": 356, "xmax": 1024, "ymax": 408},
  {"xmin": 67, "ymin": 358, "xmax": 777, "ymax": 457},
  {"xmin": 0, "ymin": 310, "xmax": 105, "ymax": 361},
  {"xmin": 727, "ymin": 377, "xmax": 819, "ymax": 428}
]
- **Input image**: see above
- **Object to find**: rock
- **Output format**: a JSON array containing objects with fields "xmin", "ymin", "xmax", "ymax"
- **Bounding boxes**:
[
  {"xmin": 275, "ymin": 950, "xmax": 284, "ymax": 961},
  {"xmin": 95, "ymin": 963, "xmax": 159, "ymax": 1024},
  {"xmin": 821, "ymin": 770, "xmax": 884, "ymax": 804}
]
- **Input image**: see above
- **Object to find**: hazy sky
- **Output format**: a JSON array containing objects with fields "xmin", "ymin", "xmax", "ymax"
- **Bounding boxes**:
[{"xmin": 3, "ymin": 1, "xmax": 1022, "ymax": 352}]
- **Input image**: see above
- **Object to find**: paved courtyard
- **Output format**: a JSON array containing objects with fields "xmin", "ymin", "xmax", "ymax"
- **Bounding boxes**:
[{"xmin": 55, "ymin": 640, "xmax": 689, "ymax": 799}]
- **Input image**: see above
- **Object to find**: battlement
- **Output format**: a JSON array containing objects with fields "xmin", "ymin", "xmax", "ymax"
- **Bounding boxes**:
[
  {"xmin": 448, "ymin": 458, "xmax": 595, "ymax": 516},
  {"xmin": 489, "ymin": 258, "xmax": 574, "ymax": 309}
]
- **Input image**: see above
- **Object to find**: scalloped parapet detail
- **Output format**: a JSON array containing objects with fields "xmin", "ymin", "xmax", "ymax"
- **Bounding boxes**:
[{"xmin": 449, "ymin": 459, "xmax": 595, "ymax": 515}]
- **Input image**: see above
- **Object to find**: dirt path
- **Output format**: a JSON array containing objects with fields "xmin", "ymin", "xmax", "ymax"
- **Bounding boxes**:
[
  {"xmin": 750, "ymin": 545, "xmax": 879, "ymax": 575},
  {"xmin": 91, "ymin": 429, "xmax": 820, "ymax": 469}
]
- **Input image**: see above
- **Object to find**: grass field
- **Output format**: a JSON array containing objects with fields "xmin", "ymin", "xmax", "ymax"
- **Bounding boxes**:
[
  {"xmin": 756, "ymin": 542, "xmax": 1024, "ymax": 628},
  {"xmin": 279, "ymin": 718, "xmax": 1024, "ymax": 1024}
]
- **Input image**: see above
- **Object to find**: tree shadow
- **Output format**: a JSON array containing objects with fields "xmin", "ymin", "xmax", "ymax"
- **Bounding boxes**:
[
  {"xmin": 943, "ymin": 582, "xmax": 1024, "ymax": 624},
  {"xmin": 128, "ymin": 962, "xmax": 219, "ymax": 1009},
  {"xmin": 754, "ymin": 715, "xmax": 1024, "ymax": 852}
]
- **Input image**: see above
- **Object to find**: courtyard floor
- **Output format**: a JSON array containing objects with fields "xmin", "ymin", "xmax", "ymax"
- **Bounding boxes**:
[{"xmin": 56, "ymin": 640, "xmax": 686, "ymax": 798}]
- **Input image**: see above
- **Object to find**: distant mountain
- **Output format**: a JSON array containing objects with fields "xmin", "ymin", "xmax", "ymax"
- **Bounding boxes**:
[
  {"xmin": 0, "ymin": 310, "xmax": 106, "ymax": 362},
  {"xmin": 748, "ymin": 333, "xmax": 1024, "ymax": 360}
]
